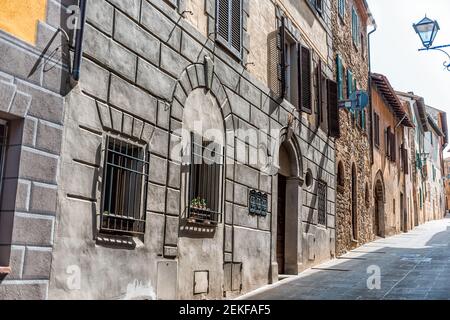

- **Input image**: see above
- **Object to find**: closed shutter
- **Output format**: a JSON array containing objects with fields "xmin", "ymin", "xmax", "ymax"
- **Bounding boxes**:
[
  {"xmin": 317, "ymin": 60, "xmax": 323, "ymax": 123},
  {"xmin": 390, "ymin": 131, "xmax": 396, "ymax": 162},
  {"xmin": 327, "ymin": 79, "xmax": 340, "ymax": 138},
  {"xmin": 216, "ymin": 0, "xmax": 242, "ymax": 57},
  {"xmin": 385, "ymin": 127, "xmax": 390, "ymax": 158},
  {"xmin": 336, "ymin": 55, "xmax": 343, "ymax": 100},
  {"xmin": 301, "ymin": 46, "xmax": 312, "ymax": 114},
  {"xmin": 230, "ymin": 0, "xmax": 242, "ymax": 53},
  {"xmin": 217, "ymin": 0, "xmax": 229, "ymax": 44},
  {"xmin": 347, "ymin": 69, "xmax": 353, "ymax": 98},
  {"xmin": 403, "ymin": 146, "xmax": 409, "ymax": 174},
  {"xmin": 279, "ymin": 17, "xmax": 286, "ymax": 99}
]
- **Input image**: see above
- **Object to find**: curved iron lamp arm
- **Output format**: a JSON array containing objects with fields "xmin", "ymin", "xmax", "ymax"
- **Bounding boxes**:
[{"xmin": 419, "ymin": 44, "xmax": 450, "ymax": 71}]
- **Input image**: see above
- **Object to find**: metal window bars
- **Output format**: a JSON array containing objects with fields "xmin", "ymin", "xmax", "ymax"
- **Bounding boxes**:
[
  {"xmin": 187, "ymin": 133, "xmax": 224, "ymax": 226},
  {"xmin": 101, "ymin": 136, "xmax": 149, "ymax": 236},
  {"xmin": 318, "ymin": 180, "xmax": 327, "ymax": 226}
]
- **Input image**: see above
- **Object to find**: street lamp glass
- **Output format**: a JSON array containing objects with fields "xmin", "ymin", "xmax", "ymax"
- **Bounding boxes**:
[{"xmin": 414, "ymin": 16, "xmax": 440, "ymax": 48}]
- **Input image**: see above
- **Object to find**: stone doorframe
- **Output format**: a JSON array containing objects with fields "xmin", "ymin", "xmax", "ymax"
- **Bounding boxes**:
[
  {"xmin": 374, "ymin": 170, "xmax": 386, "ymax": 238},
  {"xmin": 270, "ymin": 129, "xmax": 304, "ymax": 282}
]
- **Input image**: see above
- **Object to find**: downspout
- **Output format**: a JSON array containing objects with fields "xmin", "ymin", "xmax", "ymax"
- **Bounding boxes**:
[
  {"xmin": 368, "ymin": 20, "xmax": 377, "ymax": 165},
  {"xmin": 72, "ymin": 0, "xmax": 87, "ymax": 81}
]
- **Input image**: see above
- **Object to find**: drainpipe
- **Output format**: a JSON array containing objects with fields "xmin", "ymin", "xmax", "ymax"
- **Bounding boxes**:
[
  {"xmin": 72, "ymin": 0, "xmax": 87, "ymax": 81},
  {"xmin": 368, "ymin": 21, "xmax": 377, "ymax": 165}
]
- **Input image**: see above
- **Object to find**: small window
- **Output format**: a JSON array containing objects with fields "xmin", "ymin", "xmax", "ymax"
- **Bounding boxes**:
[
  {"xmin": 282, "ymin": 30, "xmax": 300, "ymax": 106},
  {"xmin": 351, "ymin": 7, "xmax": 360, "ymax": 46},
  {"xmin": 216, "ymin": 0, "xmax": 242, "ymax": 58},
  {"xmin": 365, "ymin": 182, "xmax": 370, "ymax": 206},
  {"xmin": 187, "ymin": 134, "xmax": 224, "ymax": 225},
  {"xmin": 337, "ymin": 161, "xmax": 345, "ymax": 188},
  {"xmin": 0, "ymin": 121, "xmax": 7, "ymax": 198},
  {"xmin": 101, "ymin": 137, "xmax": 149, "ymax": 236},
  {"xmin": 338, "ymin": 0, "xmax": 345, "ymax": 20},
  {"xmin": 317, "ymin": 180, "xmax": 327, "ymax": 226}
]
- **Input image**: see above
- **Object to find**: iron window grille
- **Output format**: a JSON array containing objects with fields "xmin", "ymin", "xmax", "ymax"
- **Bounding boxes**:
[
  {"xmin": 101, "ymin": 136, "xmax": 149, "ymax": 236},
  {"xmin": 187, "ymin": 133, "xmax": 224, "ymax": 226},
  {"xmin": 0, "ymin": 121, "xmax": 7, "ymax": 199},
  {"xmin": 318, "ymin": 180, "xmax": 327, "ymax": 226}
]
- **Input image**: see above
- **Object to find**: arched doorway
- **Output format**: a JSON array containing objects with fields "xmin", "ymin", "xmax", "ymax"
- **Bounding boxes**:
[
  {"xmin": 351, "ymin": 164, "xmax": 357, "ymax": 241},
  {"xmin": 275, "ymin": 138, "xmax": 302, "ymax": 276},
  {"xmin": 373, "ymin": 172, "xmax": 385, "ymax": 238}
]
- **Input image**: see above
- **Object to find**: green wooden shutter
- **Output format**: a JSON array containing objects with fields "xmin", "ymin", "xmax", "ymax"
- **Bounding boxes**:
[
  {"xmin": 336, "ymin": 55, "xmax": 343, "ymax": 100},
  {"xmin": 347, "ymin": 69, "xmax": 353, "ymax": 98}
]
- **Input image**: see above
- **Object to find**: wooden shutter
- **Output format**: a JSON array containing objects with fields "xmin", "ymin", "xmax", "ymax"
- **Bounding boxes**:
[
  {"xmin": 230, "ymin": 0, "xmax": 242, "ymax": 53},
  {"xmin": 403, "ymin": 146, "xmax": 409, "ymax": 174},
  {"xmin": 390, "ymin": 131, "xmax": 396, "ymax": 162},
  {"xmin": 336, "ymin": 55, "xmax": 343, "ymax": 100},
  {"xmin": 279, "ymin": 17, "xmax": 286, "ymax": 99},
  {"xmin": 317, "ymin": 60, "xmax": 323, "ymax": 123},
  {"xmin": 347, "ymin": 69, "xmax": 353, "ymax": 98},
  {"xmin": 216, "ymin": 0, "xmax": 229, "ymax": 44},
  {"xmin": 301, "ymin": 46, "xmax": 312, "ymax": 114},
  {"xmin": 216, "ymin": 0, "xmax": 241, "ymax": 57},
  {"xmin": 385, "ymin": 127, "xmax": 390, "ymax": 158},
  {"xmin": 327, "ymin": 79, "xmax": 340, "ymax": 138}
]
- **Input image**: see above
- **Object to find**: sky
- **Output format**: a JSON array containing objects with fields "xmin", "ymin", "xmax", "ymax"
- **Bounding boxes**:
[{"xmin": 366, "ymin": 0, "xmax": 450, "ymax": 158}]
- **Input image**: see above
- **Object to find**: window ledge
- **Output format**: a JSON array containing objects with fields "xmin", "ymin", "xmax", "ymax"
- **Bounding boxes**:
[{"xmin": 0, "ymin": 266, "xmax": 11, "ymax": 275}]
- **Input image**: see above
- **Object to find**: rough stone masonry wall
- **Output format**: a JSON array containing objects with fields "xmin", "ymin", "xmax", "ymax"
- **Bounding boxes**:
[
  {"xmin": 331, "ymin": 0, "xmax": 373, "ymax": 256},
  {"xmin": 0, "ymin": 0, "xmax": 71, "ymax": 299},
  {"xmin": 48, "ymin": 0, "xmax": 337, "ymax": 299}
]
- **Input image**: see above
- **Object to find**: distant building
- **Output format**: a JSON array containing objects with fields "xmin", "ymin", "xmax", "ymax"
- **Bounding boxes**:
[{"xmin": 371, "ymin": 74, "xmax": 414, "ymax": 237}]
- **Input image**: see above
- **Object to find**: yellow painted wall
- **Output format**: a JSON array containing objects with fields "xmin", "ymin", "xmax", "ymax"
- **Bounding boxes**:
[{"xmin": 0, "ymin": 0, "xmax": 47, "ymax": 45}]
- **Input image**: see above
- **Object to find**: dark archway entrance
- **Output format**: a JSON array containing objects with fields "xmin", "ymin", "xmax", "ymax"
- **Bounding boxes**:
[
  {"xmin": 374, "ymin": 176, "xmax": 385, "ymax": 238},
  {"xmin": 274, "ymin": 140, "xmax": 302, "ymax": 277},
  {"xmin": 351, "ymin": 164, "xmax": 357, "ymax": 241}
]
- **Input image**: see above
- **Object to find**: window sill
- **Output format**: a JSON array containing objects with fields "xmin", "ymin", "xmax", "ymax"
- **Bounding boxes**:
[{"xmin": 0, "ymin": 266, "xmax": 11, "ymax": 275}]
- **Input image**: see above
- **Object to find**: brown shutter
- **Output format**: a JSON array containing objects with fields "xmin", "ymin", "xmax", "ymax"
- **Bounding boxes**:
[
  {"xmin": 403, "ymin": 146, "xmax": 409, "ymax": 174},
  {"xmin": 327, "ymin": 79, "xmax": 340, "ymax": 138},
  {"xmin": 317, "ymin": 60, "xmax": 323, "ymax": 123},
  {"xmin": 385, "ymin": 127, "xmax": 390, "ymax": 158},
  {"xmin": 390, "ymin": 131, "xmax": 396, "ymax": 162},
  {"xmin": 230, "ymin": 0, "xmax": 242, "ymax": 53},
  {"xmin": 301, "ymin": 46, "xmax": 312, "ymax": 114},
  {"xmin": 216, "ymin": 0, "xmax": 229, "ymax": 44},
  {"xmin": 278, "ymin": 17, "xmax": 286, "ymax": 99}
]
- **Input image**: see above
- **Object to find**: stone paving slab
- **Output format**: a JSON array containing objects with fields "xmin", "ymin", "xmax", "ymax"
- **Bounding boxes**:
[{"xmin": 240, "ymin": 216, "xmax": 450, "ymax": 300}]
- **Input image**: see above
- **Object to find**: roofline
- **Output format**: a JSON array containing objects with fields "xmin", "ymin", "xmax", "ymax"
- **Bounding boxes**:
[{"xmin": 371, "ymin": 73, "xmax": 414, "ymax": 127}]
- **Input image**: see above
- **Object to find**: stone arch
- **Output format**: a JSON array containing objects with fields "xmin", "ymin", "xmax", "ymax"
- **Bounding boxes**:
[
  {"xmin": 373, "ymin": 170, "xmax": 386, "ymax": 237},
  {"xmin": 173, "ymin": 62, "xmax": 234, "ymax": 299},
  {"xmin": 351, "ymin": 163, "xmax": 358, "ymax": 240},
  {"xmin": 273, "ymin": 128, "xmax": 304, "ymax": 277}
]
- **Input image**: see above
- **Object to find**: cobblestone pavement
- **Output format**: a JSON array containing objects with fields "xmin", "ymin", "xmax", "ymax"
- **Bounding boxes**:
[{"xmin": 240, "ymin": 216, "xmax": 450, "ymax": 300}]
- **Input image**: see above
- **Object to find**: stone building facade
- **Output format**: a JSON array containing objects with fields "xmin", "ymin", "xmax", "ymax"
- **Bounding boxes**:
[
  {"xmin": 444, "ymin": 158, "xmax": 450, "ymax": 213},
  {"xmin": 331, "ymin": 0, "xmax": 374, "ymax": 256},
  {"xmin": 0, "ymin": 0, "xmax": 69, "ymax": 299},
  {"xmin": 371, "ymin": 74, "xmax": 414, "ymax": 238},
  {"xmin": 0, "ymin": 0, "xmax": 339, "ymax": 299}
]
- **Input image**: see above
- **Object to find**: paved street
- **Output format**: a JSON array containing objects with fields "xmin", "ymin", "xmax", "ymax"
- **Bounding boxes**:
[{"xmin": 241, "ymin": 216, "xmax": 450, "ymax": 300}]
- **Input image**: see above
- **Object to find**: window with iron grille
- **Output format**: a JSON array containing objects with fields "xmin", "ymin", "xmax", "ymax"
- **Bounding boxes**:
[
  {"xmin": 317, "ymin": 180, "xmax": 327, "ymax": 226},
  {"xmin": 0, "ymin": 122, "xmax": 7, "ymax": 199},
  {"xmin": 101, "ymin": 137, "xmax": 149, "ymax": 236},
  {"xmin": 310, "ymin": 0, "xmax": 323, "ymax": 15},
  {"xmin": 187, "ymin": 134, "xmax": 224, "ymax": 225},
  {"xmin": 216, "ymin": 0, "xmax": 242, "ymax": 59}
]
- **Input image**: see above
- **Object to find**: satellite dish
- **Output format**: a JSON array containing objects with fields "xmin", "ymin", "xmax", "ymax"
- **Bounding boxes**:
[{"xmin": 349, "ymin": 90, "xmax": 369, "ymax": 110}]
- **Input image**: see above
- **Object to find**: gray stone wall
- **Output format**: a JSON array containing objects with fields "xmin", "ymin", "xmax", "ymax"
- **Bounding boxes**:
[
  {"xmin": 0, "ymin": 0, "xmax": 71, "ymax": 299},
  {"xmin": 1, "ymin": 0, "xmax": 337, "ymax": 299}
]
